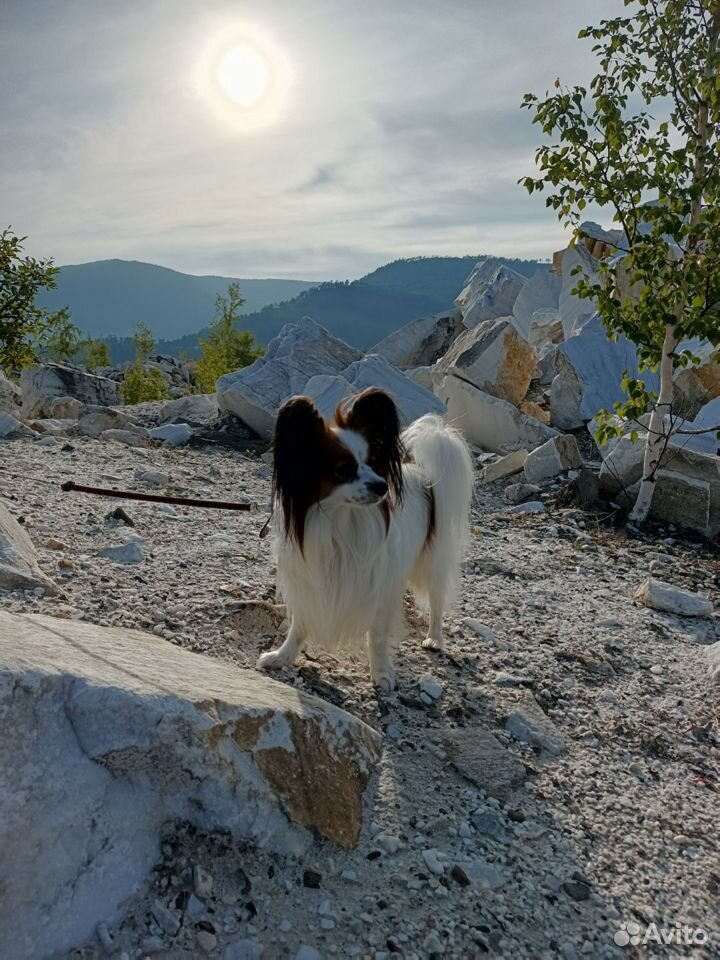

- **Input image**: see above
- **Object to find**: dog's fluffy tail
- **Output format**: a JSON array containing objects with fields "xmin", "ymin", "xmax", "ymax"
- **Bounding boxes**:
[{"xmin": 403, "ymin": 414, "xmax": 474, "ymax": 610}]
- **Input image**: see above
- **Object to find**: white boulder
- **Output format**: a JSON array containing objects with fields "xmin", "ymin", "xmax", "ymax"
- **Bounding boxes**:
[
  {"xmin": 21, "ymin": 363, "xmax": 121, "ymax": 418},
  {"xmin": 434, "ymin": 317, "xmax": 537, "ymax": 407},
  {"xmin": 371, "ymin": 309, "xmax": 462, "ymax": 369},
  {"xmin": 524, "ymin": 435, "xmax": 581, "ymax": 483},
  {"xmin": 550, "ymin": 316, "xmax": 659, "ymax": 429},
  {"xmin": 435, "ymin": 375, "xmax": 558, "ymax": 454},
  {"xmin": 527, "ymin": 309, "xmax": 564, "ymax": 350},
  {"xmin": 78, "ymin": 405, "xmax": 140, "ymax": 439},
  {"xmin": 217, "ymin": 317, "xmax": 361, "ymax": 440},
  {"xmin": 149, "ymin": 422, "xmax": 193, "ymax": 446},
  {"xmin": 673, "ymin": 342, "xmax": 720, "ymax": 420},
  {"xmin": 482, "ymin": 450, "xmax": 528, "ymax": 483},
  {"xmin": 0, "ymin": 412, "xmax": 34, "ymax": 440},
  {"xmin": 0, "ymin": 612, "xmax": 382, "ymax": 960},
  {"xmin": 159, "ymin": 393, "xmax": 219, "ymax": 424},
  {"xmin": 600, "ymin": 434, "xmax": 720, "ymax": 538},
  {"xmin": 456, "ymin": 263, "xmax": 527, "ymax": 330},
  {"xmin": 635, "ymin": 578, "xmax": 713, "ymax": 618},
  {"xmin": 308, "ymin": 355, "xmax": 445, "ymax": 425},
  {"xmin": 0, "ymin": 503, "xmax": 60, "ymax": 595},
  {"xmin": 100, "ymin": 427, "xmax": 151, "ymax": 448},
  {"xmin": 512, "ymin": 270, "xmax": 561, "ymax": 340},
  {"xmin": 303, "ymin": 374, "xmax": 354, "ymax": 419}
]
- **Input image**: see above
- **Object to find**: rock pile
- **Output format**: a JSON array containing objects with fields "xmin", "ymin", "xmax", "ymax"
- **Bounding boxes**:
[{"xmin": 3, "ymin": 228, "xmax": 719, "ymax": 539}]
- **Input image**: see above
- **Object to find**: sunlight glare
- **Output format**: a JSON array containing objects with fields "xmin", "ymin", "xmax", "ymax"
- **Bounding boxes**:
[
  {"xmin": 198, "ymin": 25, "xmax": 292, "ymax": 132},
  {"xmin": 215, "ymin": 43, "xmax": 270, "ymax": 109}
]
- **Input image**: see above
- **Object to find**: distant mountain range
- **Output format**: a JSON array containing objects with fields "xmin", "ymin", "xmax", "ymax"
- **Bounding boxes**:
[
  {"xmin": 37, "ymin": 260, "xmax": 318, "ymax": 341},
  {"xmin": 40, "ymin": 255, "xmax": 548, "ymax": 363}
]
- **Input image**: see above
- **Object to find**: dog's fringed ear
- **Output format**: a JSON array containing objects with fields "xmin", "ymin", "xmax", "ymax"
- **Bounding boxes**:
[
  {"xmin": 272, "ymin": 395, "xmax": 326, "ymax": 548},
  {"xmin": 338, "ymin": 388, "xmax": 404, "ymax": 503}
]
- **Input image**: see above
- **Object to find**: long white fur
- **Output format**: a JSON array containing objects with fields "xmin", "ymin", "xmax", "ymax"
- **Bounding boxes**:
[{"xmin": 258, "ymin": 414, "xmax": 474, "ymax": 691}]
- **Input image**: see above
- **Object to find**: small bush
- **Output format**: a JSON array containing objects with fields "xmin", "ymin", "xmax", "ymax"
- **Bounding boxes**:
[
  {"xmin": 81, "ymin": 338, "xmax": 111, "ymax": 371},
  {"xmin": 195, "ymin": 282, "xmax": 264, "ymax": 393},
  {"xmin": 122, "ymin": 364, "xmax": 170, "ymax": 405}
]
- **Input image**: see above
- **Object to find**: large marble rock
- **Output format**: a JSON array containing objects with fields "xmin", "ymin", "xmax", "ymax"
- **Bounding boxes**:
[
  {"xmin": 435, "ymin": 317, "xmax": 536, "ymax": 407},
  {"xmin": 20, "ymin": 363, "xmax": 121, "ymax": 419},
  {"xmin": 435, "ymin": 375, "xmax": 558, "ymax": 454},
  {"xmin": 217, "ymin": 317, "xmax": 361, "ymax": 440},
  {"xmin": 599, "ymin": 434, "xmax": 720, "ymax": 538},
  {"xmin": 0, "ymin": 369, "xmax": 22, "ymax": 417},
  {"xmin": 0, "ymin": 612, "xmax": 382, "ymax": 960},
  {"xmin": 371, "ymin": 309, "xmax": 463, "ymax": 369},
  {"xmin": 306, "ymin": 354, "xmax": 446, "ymax": 425},
  {"xmin": 0, "ymin": 503, "xmax": 60, "ymax": 595},
  {"xmin": 512, "ymin": 270, "xmax": 561, "ymax": 340},
  {"xmin": 456, "ymin": 262, "xmax": 527, "ymax": 330},
  {"xmin": 550, "ymin": 315, "xmax": 659, "ymax": 429}
]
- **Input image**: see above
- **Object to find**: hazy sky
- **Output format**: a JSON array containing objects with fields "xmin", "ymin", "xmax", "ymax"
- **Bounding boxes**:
[{"xmin": 1, "ymin": 0, "xmax": 623, "ymax": 279}]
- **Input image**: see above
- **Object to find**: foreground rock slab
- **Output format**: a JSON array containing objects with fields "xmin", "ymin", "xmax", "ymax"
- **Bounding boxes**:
[
  {"xmin": 0, "ymin": 612, "xmax": 381, "ymax": 960},
  {"xmin": 635, "ymin": 578, "xmax": 713, "ymax": 618}
]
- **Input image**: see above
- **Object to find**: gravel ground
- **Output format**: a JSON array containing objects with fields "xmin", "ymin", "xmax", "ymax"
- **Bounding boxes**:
[{"xmin": 2, "ymin": 430, "xmax": 719, "ymax": 960}]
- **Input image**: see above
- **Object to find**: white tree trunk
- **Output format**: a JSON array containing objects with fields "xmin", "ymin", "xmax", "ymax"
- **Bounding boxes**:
[{"xmin": 628, "ymin": 324, "xmax": 679, "ymax": 526}]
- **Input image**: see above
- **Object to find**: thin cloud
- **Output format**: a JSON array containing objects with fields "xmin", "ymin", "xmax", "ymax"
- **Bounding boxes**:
[{"xmin": 1, "ymin": 0, "xmax": 625, "ymax": 278}]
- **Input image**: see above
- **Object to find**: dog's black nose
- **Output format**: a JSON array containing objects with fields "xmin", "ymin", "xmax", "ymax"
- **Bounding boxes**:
[{"xmin": 367, "ymin": 479, "xmax": 388, "ymax": 497}]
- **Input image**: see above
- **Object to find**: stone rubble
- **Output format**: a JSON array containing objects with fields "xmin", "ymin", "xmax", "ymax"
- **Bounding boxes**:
[{"xmin": 0, "ymin": 427, "xmax": 718, "ymax": 960}]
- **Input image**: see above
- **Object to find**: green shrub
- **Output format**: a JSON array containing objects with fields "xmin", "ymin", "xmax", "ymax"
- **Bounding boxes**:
[
  {"xmin": 121, "ymin": 364, "xmax": 170, "ymax": 404},
  {"xmin": 195, "ymin": 282, "xmax": 264, "ymax": 393}
]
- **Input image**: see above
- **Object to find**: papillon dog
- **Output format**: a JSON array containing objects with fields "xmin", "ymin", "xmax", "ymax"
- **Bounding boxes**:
[{"xmin": 258, "ymin": 388, "xmax": 473, "ymax": 691}]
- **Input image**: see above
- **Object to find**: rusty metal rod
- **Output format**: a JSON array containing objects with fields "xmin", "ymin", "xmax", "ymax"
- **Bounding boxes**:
[{"xmin": 61, "ymin": 480, "xmax": 270, "ymax": 512}]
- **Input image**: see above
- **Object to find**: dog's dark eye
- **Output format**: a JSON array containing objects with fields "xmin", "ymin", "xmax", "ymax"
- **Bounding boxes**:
[{"xmin": 334, "ymin": 462, "xmax": 357, "ymax": 483}]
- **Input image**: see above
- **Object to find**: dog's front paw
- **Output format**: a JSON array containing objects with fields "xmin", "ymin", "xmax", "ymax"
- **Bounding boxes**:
[
  {"xmin": 422, "ymin": 635, "xmax": 444, "ymax": 652},
  {"xmin": 371, "ymin": 663, "xmax": 396, "ymax": 694},
  {"xmin": 258, "ymin": 649, "xmax": 290, "ymax": 671}
]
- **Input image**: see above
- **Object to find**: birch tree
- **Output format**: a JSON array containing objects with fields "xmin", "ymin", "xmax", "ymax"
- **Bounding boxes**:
[{"xmin": 522, "ymin": 0, "xmax": 720, "ymax": 525}]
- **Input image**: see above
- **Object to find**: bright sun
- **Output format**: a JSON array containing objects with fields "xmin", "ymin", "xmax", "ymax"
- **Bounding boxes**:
[
  {"xmin": 198, "ymin": 26, "xmax": 291, "ymax": 131},
  {"xmin": 215, "ymin": 43, "xmax": 271, "ymax": 109}
]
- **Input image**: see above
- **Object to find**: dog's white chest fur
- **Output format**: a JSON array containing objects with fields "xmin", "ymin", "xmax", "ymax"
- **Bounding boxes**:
[{"xmin": 275, "ymin": 500, "xmax": 407, "ymax": 653}]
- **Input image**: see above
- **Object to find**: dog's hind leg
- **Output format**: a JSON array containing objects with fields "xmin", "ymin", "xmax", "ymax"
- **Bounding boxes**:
[
  {"xmin": 258, "ymin": 616, "xmax": 304, "ymax": 671},
  {"xmin": 421, "ymin": 579, "xmax": 447, "ymax": 651}
]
